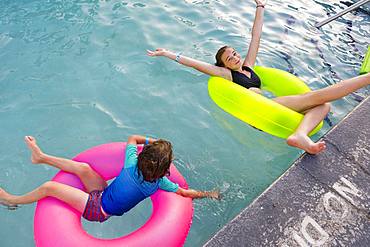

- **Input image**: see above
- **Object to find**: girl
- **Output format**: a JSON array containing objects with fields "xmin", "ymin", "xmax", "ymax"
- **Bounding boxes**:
[
  {"xmin": 0, "ymin": 135, "xmax": 220, "ymax": 222},
  {"xmin": 147, "ymin": 0, "xmax": 370, "ymax": 154}
]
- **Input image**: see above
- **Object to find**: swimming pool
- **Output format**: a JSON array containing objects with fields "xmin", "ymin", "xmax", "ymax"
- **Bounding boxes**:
[{"xmin": 0, "ymin": 0, "xmax": 369, "ymax": 246}]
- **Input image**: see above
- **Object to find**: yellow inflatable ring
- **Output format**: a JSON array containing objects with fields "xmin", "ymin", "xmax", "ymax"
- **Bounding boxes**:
[{"xmin": 208, "ymin": 66, "xmax": 323, "ymax": 139}]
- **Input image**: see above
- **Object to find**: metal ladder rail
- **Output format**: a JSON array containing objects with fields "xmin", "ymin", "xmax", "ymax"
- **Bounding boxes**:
[{"xmin": 315, "ymin": 0, "xmax": 370, "ymax": 28}]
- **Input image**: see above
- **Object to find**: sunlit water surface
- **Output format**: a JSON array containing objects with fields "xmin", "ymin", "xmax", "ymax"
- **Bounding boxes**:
[{"xmin": 0, "ymin": 0, "xmax": 369, "ymax": 246}]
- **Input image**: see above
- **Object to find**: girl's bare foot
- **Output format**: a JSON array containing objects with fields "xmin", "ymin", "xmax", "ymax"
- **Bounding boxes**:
[
  {"xmin": 287, "ymin": 133, "xmax": 326, "ymax": 154},
  {"xmin": 24, "ymin": 136, "xmax": 44, "ymax": 164}
]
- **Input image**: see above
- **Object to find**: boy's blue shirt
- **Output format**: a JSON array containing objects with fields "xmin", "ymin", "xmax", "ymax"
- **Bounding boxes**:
[{"xmin": 101, "ymin": 144, "xmax": 179, "ymax": 216}]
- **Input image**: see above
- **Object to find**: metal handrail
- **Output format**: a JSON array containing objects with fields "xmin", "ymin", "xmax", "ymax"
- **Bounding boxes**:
[{"xmin": 315, "ymin": 0, "xmax": 370, "ymax": 28}]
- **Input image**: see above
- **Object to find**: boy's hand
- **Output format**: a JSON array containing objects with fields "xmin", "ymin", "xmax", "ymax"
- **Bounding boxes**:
[{"xmin": 206, "ymin": 190, "xmax": 221, "ymax": 200}]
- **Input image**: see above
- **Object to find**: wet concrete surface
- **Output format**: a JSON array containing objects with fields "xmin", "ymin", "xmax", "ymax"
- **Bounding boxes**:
[{"xmin": 204, "ymin": 96, "xmax": 370, "ymax": 247}]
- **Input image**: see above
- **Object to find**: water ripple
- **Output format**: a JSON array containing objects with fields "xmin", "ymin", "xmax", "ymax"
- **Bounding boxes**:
[{"xmin": 0, "ymin": 1, "xmax": 369, "ymax": 246}]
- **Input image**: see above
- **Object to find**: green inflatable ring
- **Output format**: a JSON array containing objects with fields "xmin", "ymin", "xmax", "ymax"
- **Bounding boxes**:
[
  {"xmin": 208, "ymin": 66, "xmax": 323, "ymax": 139},
  {"xmin": 360, "ymin": 46, "xmax": 370, "ymax": 75}
]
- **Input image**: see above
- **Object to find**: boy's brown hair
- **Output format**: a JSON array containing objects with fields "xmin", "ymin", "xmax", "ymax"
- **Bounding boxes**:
[{"xmin": 137, "ymin": 139, "xmax": 173, "ymax": 182}]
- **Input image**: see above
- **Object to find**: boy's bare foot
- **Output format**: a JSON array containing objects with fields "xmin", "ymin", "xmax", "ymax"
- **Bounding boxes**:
[
  {"xmin": 0, "ymin": 187, "xmax": 7, "ymax": 200},
  {"xmin": 287, "ymin": 133, "xmax": 326, "ymax": 154},
  {"xmin": 24, "ymin": 136, "xmax": 44, "ymax": 164},
  {"xmin": 0, "ymin": 188, "xmax": 18, "ymax": 210}
]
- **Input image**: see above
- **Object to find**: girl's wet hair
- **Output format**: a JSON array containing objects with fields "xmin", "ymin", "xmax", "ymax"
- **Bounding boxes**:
[
  {"xmin": 137, "ymin": 139, "xmax": 173, "ymax": 182},
  {"xmin": 215, "ymin": 45, "xmax": 230, "ymax": 67}
]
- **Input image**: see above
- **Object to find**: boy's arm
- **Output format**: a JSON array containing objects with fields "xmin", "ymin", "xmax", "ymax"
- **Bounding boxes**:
[
  {"xmin": 127, "ymin": 135, "xmax": 157, "ymax": 145},
  {"xmin": 175, "ymin": 187, "xmax": 220, "ymax": 200},
  {"xmin": 124, "ymin": 135, "xmax": 157, "ymax": 169},
  {"xmin": 160, "ymin": 174, "xmax": 220, "ymax": 200}
]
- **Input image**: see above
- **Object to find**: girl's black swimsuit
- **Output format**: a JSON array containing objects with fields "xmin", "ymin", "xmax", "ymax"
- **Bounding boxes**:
[
  {"xmin": 230, "ymin": 66, "xmax": 261, "ymax": 89},
  {"xmin": 230, "ymin": 66, "xmax": 263, "ymax": 132}
]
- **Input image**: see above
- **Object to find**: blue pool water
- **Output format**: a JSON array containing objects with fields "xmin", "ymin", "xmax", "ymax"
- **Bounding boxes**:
[{"xmin": 0, "ymin": 0, "xmax": 369, "ymax": 246}]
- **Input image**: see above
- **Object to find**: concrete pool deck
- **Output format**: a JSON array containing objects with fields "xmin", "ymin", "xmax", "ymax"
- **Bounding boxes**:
[{"xmin": 204, "ymin": 96, "xmax": 370, "ymax": 247}]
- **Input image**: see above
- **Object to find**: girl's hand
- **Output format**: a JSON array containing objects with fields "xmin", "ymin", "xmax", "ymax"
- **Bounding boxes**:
[
  {"xmin": 147, "ymin": 48, "xmax": 169, "ymax": 57},
  {"xmin": 255, "ymin": 0, "xmax": 267, "ymax": 6},
  {"xmin": 249, "ymin": 87, "xmax": 262, "ymax": 94}
]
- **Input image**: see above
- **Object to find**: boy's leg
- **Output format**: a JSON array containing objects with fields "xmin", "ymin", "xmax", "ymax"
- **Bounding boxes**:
[
  {"xmin": 25, "ymin": 136, "xmax": 107, "ymax": 193},
  {"xmin": 0, "ymin": 181, "xmax": 89, "ymax": 213}
]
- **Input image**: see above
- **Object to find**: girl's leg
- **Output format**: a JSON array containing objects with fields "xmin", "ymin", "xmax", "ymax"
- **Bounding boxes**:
[
  {"xmin": 0, "ymin": 181, "xmax": 89, "ymax": 213},
  {"xmin": 25, "ymin": 136, "xmax": 107, "ymax": 192},
  {"xmin": 286, "ymin": 103, "xmax": 331, "ymax": 154},
  {"xmin": 273, "ymin": 73, "xmax": 370, "ymax": 112}
]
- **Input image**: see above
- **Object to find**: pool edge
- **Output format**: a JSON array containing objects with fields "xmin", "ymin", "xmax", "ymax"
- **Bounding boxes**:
[{"xmin": 204, "ymin": 95, "xmax": 370, "ymax": 246}]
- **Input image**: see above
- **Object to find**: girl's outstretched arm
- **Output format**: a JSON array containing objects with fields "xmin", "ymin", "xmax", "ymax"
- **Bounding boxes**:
[
  {"xmin": 175, "ymin": 187, "xmax": 221, "ymax": 200},
  {"xmin": 147, "ymin": 48, "xmax": 232, "ymax": 80},
  {"xmin": 243, "ymin": 0, "xmax": 266, "ymax": 68}
]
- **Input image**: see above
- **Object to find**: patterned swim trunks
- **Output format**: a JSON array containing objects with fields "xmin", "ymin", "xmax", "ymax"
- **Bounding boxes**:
[{"xmin": 82, "ymin": 190, "xmax": 110, "ymax": 223}]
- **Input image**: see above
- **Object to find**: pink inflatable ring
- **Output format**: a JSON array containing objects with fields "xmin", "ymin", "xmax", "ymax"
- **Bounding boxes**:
[{"xmin": 34, "ymin": 142, "xmax": 193, "ymax": 247}]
